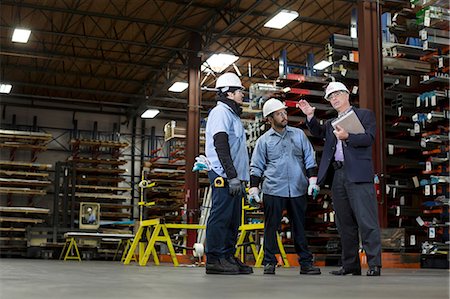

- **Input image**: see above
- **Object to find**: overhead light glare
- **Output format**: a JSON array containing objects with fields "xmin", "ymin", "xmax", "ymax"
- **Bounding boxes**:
[
  {"xmin": 201, "ymin": 53, "xmax": 239, "ymax": 73},
  {"xmin": 0, "ymin": 84, "xmax": 12, "ymax": 94},
  {"xmin": 313, "ymin": 60, "xmax": 333, "ymax": 70},
  {"xmin": 168, "ymin": 82, "xmax": 189, "ymax": 92},
  {"xmin": 12, "ymin": 28, "xmax": 31, "ymax": 43},
  {"xmin": 264, "ymin": 10, "xmax": 299, "ymax": 29},
  {"xmin": 141, "ymin": 109, "xmax": 160, "ymax": 119}
]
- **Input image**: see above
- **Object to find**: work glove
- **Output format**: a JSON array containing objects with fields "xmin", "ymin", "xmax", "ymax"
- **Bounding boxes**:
[
  {"xmin": 192, "ymin": 155, "xmax": 211, "ymax": 172},
  {"xmin": 308, "ymin": 177, "xmax": 320, "ymax": 199},
  {"xmin": 228, "ymin": 178, "xmax": 242, "ymax": 196},
  {"xmin": 248, "ymin": 187, "xmax": 262, "ymax": 207}
]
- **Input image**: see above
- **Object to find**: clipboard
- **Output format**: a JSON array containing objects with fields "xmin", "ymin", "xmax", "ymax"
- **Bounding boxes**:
[{"xmin": 331, "ymin": 110, "xmax": 365, "ymax": 134}]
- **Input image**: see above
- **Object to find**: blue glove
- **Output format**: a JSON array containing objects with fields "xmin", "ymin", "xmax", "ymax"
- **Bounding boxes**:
[
  {"xmin": 308, "ymin": 177, "xmax": 320, "ymax": 199},
  {"xmin": 192, "ymin": 155, "xmax": 211, "ymax": 172},
  {"xmin": 248, "ymin": 187, "xmax": 262, "ymax": 207}
]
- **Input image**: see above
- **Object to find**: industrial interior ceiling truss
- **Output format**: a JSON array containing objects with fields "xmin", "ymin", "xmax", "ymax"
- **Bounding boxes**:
[{"xmin": 0, "ymin": 0, "xmax": 364, "ymax": 118}]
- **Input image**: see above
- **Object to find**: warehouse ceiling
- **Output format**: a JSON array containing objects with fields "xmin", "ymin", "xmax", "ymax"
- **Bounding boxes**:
[{"xmin": 0, "ymin": 0, "xmax": 359, "ymax": 118}]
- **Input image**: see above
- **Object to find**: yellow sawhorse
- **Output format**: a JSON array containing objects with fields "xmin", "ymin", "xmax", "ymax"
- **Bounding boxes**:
[
  {"xmin": 123, "ymin": 219, "xmax": 206, "ymax": 267},
  {"xmin": 138, "ymin": 223, "xmax": 206, "ymax": 267},
  {"xmin": 235, "ymin": 223, "xmax": 290, "ymax": 268},
  {"xmin": 113, "ymin": 239, "xmax": 138, "ymax": 262},
  {"xmin": 123, "ymin": 218, "xmax": 161, "ymax": 265},
  {"xmin": 59, "ymin": 237, "xmax": 81, "ymax": 261},
  {"xmin": 60, "ymin": 232, "xmax": 135, "ymax": 261}
]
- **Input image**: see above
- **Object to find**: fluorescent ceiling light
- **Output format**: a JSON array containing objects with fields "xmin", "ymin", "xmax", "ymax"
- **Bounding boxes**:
[
  {"xmin": 12, "ymin": 28, "xmax": 31, "ymax": 43},
  {"xmin": 264, "ymin": 10, "xmax": 299, "ymax": 29},
  {"xmin": 0, "ymin": 84, "xmax": 12, "ymax": 94},
  {"xmin": 168, "ymin": 82, "xmax": 189, "ymax": 92},
  {"xmin": 201, "ymin": 53, "xmax": 239, "ymax": 73},
  {"xmin": 141, "ymin": 109, "xmax": 160, "ymax": 119},
  {"xmin": 313, "ymin": 60, "xmax": 333, "ymax": 70}
]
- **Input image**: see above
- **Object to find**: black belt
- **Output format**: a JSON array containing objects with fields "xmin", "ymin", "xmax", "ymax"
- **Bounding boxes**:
[{"xmin": 332, "ymin": 161, "xmax": 344, "ymax": 170}]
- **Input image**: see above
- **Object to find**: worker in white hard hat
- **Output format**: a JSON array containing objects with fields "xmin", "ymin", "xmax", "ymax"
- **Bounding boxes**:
[
  {"xmin": 204, "ymin": 72, "xmax": 253, "ymax": 275},
  {"xmin": 249, "ymin": 98, "xmax": 321, "ymax": 275},
  {"xmin": 297, "ymin": 81, "xmax": 382, "ymax": 276}
]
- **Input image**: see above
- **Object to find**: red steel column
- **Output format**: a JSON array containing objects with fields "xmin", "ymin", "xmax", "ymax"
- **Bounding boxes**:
[
  {"xmin": 357, "ymin": 0, "xmax": 387, "ymax": 227},
  {"xmin": 185, "ymin": 32, "xmax": 201, "ymax": 247}
]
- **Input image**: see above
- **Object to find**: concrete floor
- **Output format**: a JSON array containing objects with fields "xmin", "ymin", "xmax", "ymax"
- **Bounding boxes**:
[{"xmin": 0, "ymin": 259, "xmax": 448, "ymax": 299}]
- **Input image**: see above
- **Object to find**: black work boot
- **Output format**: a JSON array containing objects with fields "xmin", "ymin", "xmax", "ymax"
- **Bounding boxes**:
[
  {"xmin": 330, "ymin": 267, "xmax": 362, "ymax": 276},
  {"xmin": 300, "ymin": 264, "xmax": 321, "ymax": 275},
  {"xmin": 263, "ymin": 264, "xmax": 276, "ymax": 275},
  {"xmin": 205, "ymin": 258, "xmax": 239, "ymax": 275},
  {"xmin": 366, "ymin": 266, "xmax": 381, "ymax": 276},
  {"xmin": 227, "ymin": 256, "xmax": 253, "ymax": 274}
]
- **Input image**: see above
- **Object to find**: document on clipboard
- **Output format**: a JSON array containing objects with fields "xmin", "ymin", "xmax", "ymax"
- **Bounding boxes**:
[{"xmin": 331, "ymin": 110, "xmax": 365, "ymax": 134}]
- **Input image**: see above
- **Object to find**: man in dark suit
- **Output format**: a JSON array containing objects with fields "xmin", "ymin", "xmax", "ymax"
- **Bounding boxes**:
[{"xmin": 297, "ymin": 81, "xmax": 382, "ymax": 276}]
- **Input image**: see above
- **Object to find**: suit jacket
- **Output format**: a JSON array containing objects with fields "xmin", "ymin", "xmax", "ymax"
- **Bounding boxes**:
[{"xmin": 306, "ymin": 108, "xmax": 376, "ymax": 185}]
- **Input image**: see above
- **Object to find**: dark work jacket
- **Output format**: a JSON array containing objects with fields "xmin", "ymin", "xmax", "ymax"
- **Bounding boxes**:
[{"xmin": 306, "ymin": 108, "xmax": 376, "ymax": 185}]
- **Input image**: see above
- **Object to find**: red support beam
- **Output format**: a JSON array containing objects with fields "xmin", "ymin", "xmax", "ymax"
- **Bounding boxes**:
[
  {"xmin": 357, "ymin": 1, "xmax": 387, "ymax": 227},
  {"xmin": 185, "ymin": 32, "xmax": 202, "ymax": 248}
]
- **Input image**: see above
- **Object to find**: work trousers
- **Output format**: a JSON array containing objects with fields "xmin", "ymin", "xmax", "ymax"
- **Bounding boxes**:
[
  {"xmin": 332, "ymin": 166, "xmax": 382, "ymax": 269},
  {"xmin": 205, "ymin": 170, "xmax": 242, "ymax": 262},
  {"xmin": 263, "ymin": 194, "xmax": 313, "ymax": 267}
]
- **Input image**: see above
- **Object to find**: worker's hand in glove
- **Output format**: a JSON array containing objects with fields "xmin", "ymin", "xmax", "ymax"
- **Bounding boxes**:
[
  {"xmin": 228, "ymin": 178, "xmax": 242, "ymax": 196},
  {"xmin": 308, "ymin": 177, "xmax": 320, "ymax": 199},
  {"xmin": 192, "ymin": 155, "xmax": 211, "ymax": 172},
  {"xmin": 248, "ymin": 187, "xmax": 262, "ymax": 207}
]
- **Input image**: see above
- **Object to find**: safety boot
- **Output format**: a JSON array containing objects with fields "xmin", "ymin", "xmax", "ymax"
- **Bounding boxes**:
[
  {"xmin": 227, "ymin": 256, "xmax": 253, "ymax": 274},
  {"xmin": 205, "ymin": 258, "xmax": 239, "ymax": 275},
  {"xmin": 263, "ymin": 264, "xmax": 276, "ymax": 275},
  {"xmin": 300, "ymin": 264, "xmax": 321, "ymax": 275}
]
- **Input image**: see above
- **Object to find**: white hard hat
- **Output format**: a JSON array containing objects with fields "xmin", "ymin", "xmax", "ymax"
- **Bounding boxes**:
[
  {"xmin": 263, "ymin": 98, "xmax": 287, "ymax": 118},
  {"xmin": 324, "ymin": 82, "xmax": 350, "ymax": 100},
  {"xmin": 215, "ymin": 72, "xmax": 244, "ymax": 92}
]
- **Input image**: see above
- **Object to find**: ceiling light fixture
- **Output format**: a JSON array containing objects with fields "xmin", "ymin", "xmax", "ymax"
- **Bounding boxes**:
[
  {"xmin": 168, "ymin": 82, "xmax": 189, "ymax": 92},
  {"xmin": 141, "ymin": 109, "xmax": 160, "ymax": 119},
  {"xmin": 0, "ymin": 84, "xmax": 12, "ymax": 94},
  {"xmin": 264, "ymin": 10, "xmax": 299, "ymax": 29},
  {"xmin": 313, "ymin": 60, "xmax": 333, "ymax": 70},
  {"xmin": 12, "ymin": 28, "xmax": 31, "ymax": 43},
  {"xmin": 201, "ymin": 53, "xmax": 239, "ymax": 73}
]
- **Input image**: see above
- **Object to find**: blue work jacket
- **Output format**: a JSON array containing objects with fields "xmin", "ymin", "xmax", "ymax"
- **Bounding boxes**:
[{"xmin": 250, "ymin": 126, "xmax": 317, "ymax": 197}]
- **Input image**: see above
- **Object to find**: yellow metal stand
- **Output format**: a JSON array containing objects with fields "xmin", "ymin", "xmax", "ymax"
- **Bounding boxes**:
[
  {"xmin": 115, "ymin": 239, "xmax": 138, "ymax": 262},
  {"xmin": 234, "ymin": 222, "xmax": 290, "ymax": 268},
  {"xmin": 123, "ymin": 218, "xmax": 161, "ymax": 265},
  {"xmin": 235, "ymin": 223, "xmax": 262, "ymax": 262},
  {"xmin": 59, "ymin": 237, "xmax": 81, "ymax": 261},
  {"xmin": 254, "ymin": 232, "xmax": 290, "ymax": 268},
  {"xmin": 123, "ymin": 219, "xmax": 207, "ymax": 267}
]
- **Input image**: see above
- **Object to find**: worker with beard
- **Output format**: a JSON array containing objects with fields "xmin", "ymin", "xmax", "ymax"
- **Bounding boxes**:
[
  {"xmin": 204, "ymin": 72, "xmax": 253, "ymax": 275},
  {"xmin": 249, "ymin": 98, "xmax": 321, "ymax": 275}
]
